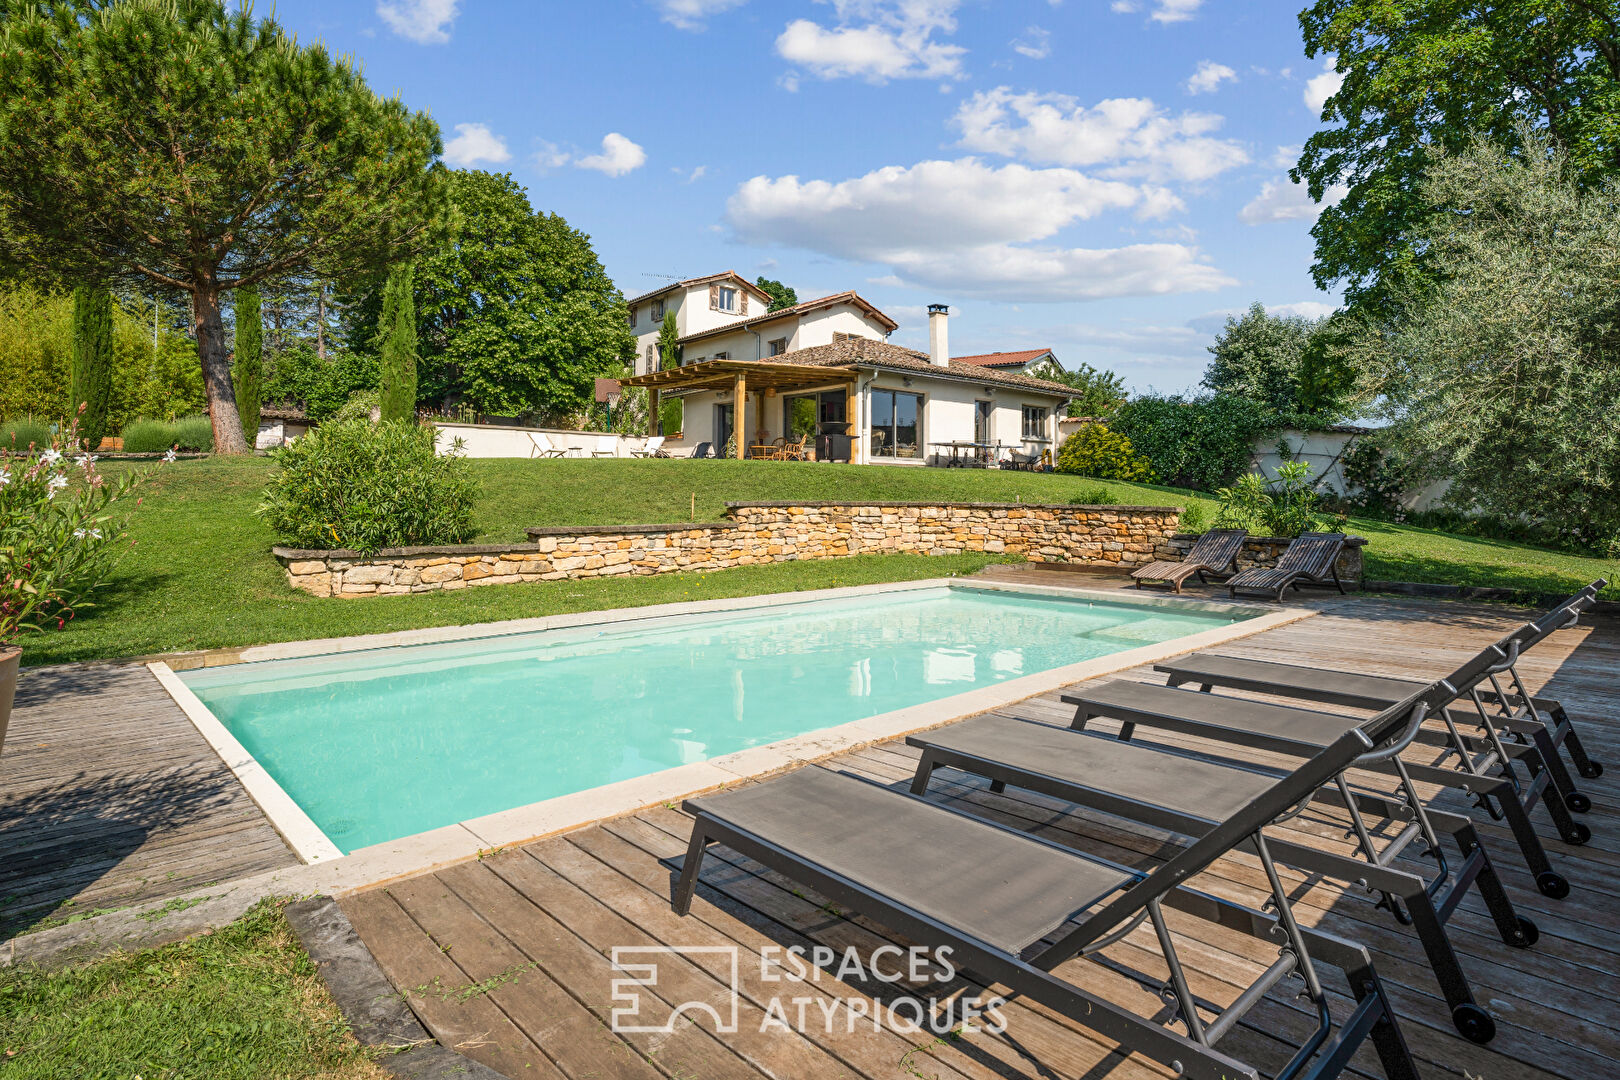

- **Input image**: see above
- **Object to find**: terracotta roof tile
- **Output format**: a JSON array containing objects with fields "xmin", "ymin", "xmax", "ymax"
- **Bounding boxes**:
[
  {"xmin": 770, "ymin": 340, "xmax": 1074, "ymax": 397},
  {"xmin": 953, "ymin": 348, "xmax": 1055, "ymax": 368}
]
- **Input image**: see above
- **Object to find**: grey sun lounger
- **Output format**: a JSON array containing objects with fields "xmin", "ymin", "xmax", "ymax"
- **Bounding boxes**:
[
  {"xmin": 1130, "ymin": 527, "xmax": 1247, "ymax": 594},
  {"xmin": 1158, "ymin": 581, "xmax": 1609, "ymax": 802},
  {"xmin": 676, "ymin": 763, "xmax": 1419, "ymax": 1080},
  {"xmin": 1064, "ymin": 639, "xmax": 1586, "ymax": 900},
  {"xmin": 908, "ymin": 710, "xmax": 1534, "ymax": 1043},
  {"xmin": 1226, "ymin": 531, "xmax": 1347, "ymax": 600}
]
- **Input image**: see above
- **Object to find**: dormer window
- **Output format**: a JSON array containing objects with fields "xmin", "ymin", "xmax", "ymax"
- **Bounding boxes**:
[{"xmin": 715, "ymin": 286, "xmax": 738, "ymax": 313}]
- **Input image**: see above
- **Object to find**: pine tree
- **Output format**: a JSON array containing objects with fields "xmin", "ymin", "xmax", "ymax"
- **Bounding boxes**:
[
  {"xmin": 68, "ymin": 285, "xmax": 113, "ymax": 449},
  {"xmin": 233, "ymin": 285, "xmax": 263, "ymax": 447},
  {"xmin": 377, "ymin": 263, "xmax": 418, "ymax": 423},
  {"xmin": 658, "ymin": 310, "xmax": 681, "ymax": 371}
]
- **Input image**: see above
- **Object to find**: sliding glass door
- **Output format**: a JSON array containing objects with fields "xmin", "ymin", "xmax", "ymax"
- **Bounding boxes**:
[{"xmin": 870, "ymin": 389, "xmax": 922, "ymax": 459}]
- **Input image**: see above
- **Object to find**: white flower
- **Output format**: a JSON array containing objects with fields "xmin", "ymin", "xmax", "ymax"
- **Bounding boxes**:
[
  {"xmin": 0, "ymin": 470, "xmax": 9, "ymax": 486},
  {"xmin": 39, "ymin": 447, "xmax": 61, "ymax": 465},
  {"xmin": 162, "ymin": 448, "xmax": 178, "ymax": 463},
  {"xmin": 46, "ymin": 474, "xmax": 68, "ymax": 499},
  {"xmin": 73, "ymin": 528, "xmax": 102, "ymax": 540},
  {"xmin": 76, "ymin": 453, "xmax": 96, "ymax": 466}
]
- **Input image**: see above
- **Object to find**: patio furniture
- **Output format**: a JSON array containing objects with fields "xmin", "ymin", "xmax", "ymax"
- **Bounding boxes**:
[
  {"xmin": 1005, "ymin": 449, "xmax": 1040, "ymax": 471},
  {"xmin": 908, "ymin": 703, "xmax": 1534, "ymax": 1043},
  {"xmin": 675, "ymin": 765, "xmax": 1420, "ymax": 1080},
  {"xmin": 1226, "ymin": 531, "xmax": 1347, "ymax": 600},
  {"xmin": 779, "ymin": 434, "xmax": 811, "ymax": 461},
  {"xmin": 1064, "ymin": 633, "xmax": 1589, "ymax": 900},
  {"xmin": 527, "ymin": 432, "xmax": 566, "ymax": 459},
  {"xmin": 1131, "ymin": 528, "xmax": 1248, "ymax": 594},
  {"xmin": 689, "ymin": 441, "xmax": 714, "ymax": 459},
  {"xmin": 590, "ymin": 434, "xmax": 618, "ymax": 458},
  {"xmin": 631, "ymin": 435, "xmax": 667, "ymax": 458}
]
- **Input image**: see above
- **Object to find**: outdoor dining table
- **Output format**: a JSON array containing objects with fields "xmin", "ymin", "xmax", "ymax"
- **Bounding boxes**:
[{"xmin": 928, "ymin": 440, "xmax": 1007, "ymax": 467}]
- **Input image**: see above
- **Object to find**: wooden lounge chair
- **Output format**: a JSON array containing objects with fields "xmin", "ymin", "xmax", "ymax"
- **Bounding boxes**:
[
  {"xmin": 1227, "ymin": 531, "xmax": 1346, "ymax": 600},
  {"xmin": 631, "ymin": 435, "xmax": 666, "ymax": 458},
  {"xmin": 1064, "ymin": 634, "xmax": 1589, "ymax": 901},
  {"xmin": 676, "ymin": 762, "xmax": 1419, "ymax": 1080},
  {"xmin": 590, "ymin": 434, "xmax": 618, "ymax": 458},
  {"xmin": 1158, "ymin": 581, "xmax": 1608, "ymax": 806},
  {"xmin": 1131, "ymin": 528, "xmax": 1247, "ymax": 594},
  {"xmin": 908, "ymin": 702, "xmax": 1535, "ymax": 1043},
  {"xmin": 527, "ymin": 432, "xmax": 565, "ymax": 458}
]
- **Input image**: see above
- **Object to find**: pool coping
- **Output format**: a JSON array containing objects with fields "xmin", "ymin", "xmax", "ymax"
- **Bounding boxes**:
[{"xmin": 152, "ymin": 577, "xmax": 1317, "ymax": 893}]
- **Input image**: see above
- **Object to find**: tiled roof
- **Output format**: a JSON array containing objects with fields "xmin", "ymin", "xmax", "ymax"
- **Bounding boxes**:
[
  {"xmin": 954, "ymin": 348, "xmax": 1055, "ymax": 369},
  {"xmin": 677, "ymin": 290, "xmax": 900, "ymax": 344},
  {"xmin": 625, "ymin": 270, "xmax": 770, "ymax": 307},
  {"xmin": 772, "ymin": 340, "xmax": 1074, "ymax": 397}
]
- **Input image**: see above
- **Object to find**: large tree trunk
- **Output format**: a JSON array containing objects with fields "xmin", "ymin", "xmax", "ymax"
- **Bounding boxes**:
[{"xmin": 194, "ymin": 284, "xmax": 251, "ymax": 454}]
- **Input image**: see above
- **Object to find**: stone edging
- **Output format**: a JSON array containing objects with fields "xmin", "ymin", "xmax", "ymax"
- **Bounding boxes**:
[{"xmin": 726, "ymin": 499, "xmax": 1183, "ymax": 512}]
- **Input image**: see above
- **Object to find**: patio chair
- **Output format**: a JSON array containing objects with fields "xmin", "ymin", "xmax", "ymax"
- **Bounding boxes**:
[
  {"xmin": 689, "ymin": 441, "xmax": 714, "ymax": 459},
  {"xmin": 676, "ymin": 761, "xmax": 1420, "ymax": 1080},
  {"xmin": 631, "ymin": 435, "xmax": 666, "ymax": 458},
  {"xmin": 1005, "ymin": 449, "xmax": 1039, "ymax": 471},
  {"xmin": 1130, "ymin": 528, "xmax": 1247, "ymax": 594},
  {"xmin": 527, "ymin": 432, "xmax": 566, "ymax": 459},
  {"xmin": 778, "ymin": 434, "xmax": 811, "ymax": 461},
  {"xmin": 590, "ymin": 434, "xmax": 618, "ymax": 458},
  {"xmin": 1064, "ymin": 632, "xmax": 1590, "ymax": 901},
  {"xmin": 1226, "ymin": 531, "xmax": 1347, "ymax": 600},
  {"xmin": 1157, "ymin": 580, "xmax": 1608, "ymax": 802},
  {"xmin": 908, "ymin": 702, "xmax": 1536, "ymax": 1043}
]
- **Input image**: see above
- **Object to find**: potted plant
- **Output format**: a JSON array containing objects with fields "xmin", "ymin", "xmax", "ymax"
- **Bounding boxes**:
[{"xmin": 1, "ymin": 418, "xmax": 149, "ymax": 757}]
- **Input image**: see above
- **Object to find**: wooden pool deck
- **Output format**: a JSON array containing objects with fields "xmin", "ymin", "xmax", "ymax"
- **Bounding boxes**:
[{"xmin": 342, "ymin": 576, "xmax": 1620, "ymax": 1080}]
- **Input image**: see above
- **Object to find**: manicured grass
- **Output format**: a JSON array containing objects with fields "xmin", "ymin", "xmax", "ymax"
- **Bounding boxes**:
[
  {"xmin": 0, "ymin": 900, "xmax": 385, "ymax": 1080},
  {"xmin": 16, "ymin": 456, "xmax": 1616, "ymax": 667}
]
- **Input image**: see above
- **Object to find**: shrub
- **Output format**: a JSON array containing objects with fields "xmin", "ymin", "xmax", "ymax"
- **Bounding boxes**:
[
  {"xmin": 170, "ymin": 414, "xmax": 213, "ymax": 452},
  {"xmin": 1178, "ymin": 502, "xmax": 1211, "ymax": 534},
  {"xmin": 0, "ymin": 416, "xmax": 53, "ymax": 452},
  {"xmin": 1213, "ymin": 461, "xmax": 1331, "ymax": 538},
  {"xmin": 119, "ymin": 418, "xmax": 177, "ymax": 453},
  {"xmin": 1067, "ymin": 484, "xmax": 1115, "ymax": 506},
  {"xmin": 1111, "ymin": 394, "xmax": 1275, "ymax": 492},
  {"xmin": 259, "ymin": 419, "xmax": 479, "ymax": 553},
  {"xmin": 332, "ymin": 390, "xmax": 380, "ymax": 424},
  {"xmin": 1055, "ymin": 424, "xmax": 1154, "ymax": 482}
]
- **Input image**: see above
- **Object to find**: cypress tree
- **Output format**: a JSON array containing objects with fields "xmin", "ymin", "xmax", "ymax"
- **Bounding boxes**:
[
  {"xmin": 377, "ymin": 263, "xmax": 418, "ymax": 423},
  {"xmin": 68, "ymin": 286, "xmax": 113, "ymax": 450},
  {"xmin": 233, "ymin": 285, "xmax": 263, "ymax": 447}
]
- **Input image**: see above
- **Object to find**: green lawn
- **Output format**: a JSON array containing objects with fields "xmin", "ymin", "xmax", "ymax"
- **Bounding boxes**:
[{"xmin": 15, "ymin": 456, "xmax": 1617, "ymax": 667}]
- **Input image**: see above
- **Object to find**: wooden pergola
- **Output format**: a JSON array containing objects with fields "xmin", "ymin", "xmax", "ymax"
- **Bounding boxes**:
[{"xmin": 621, "ymin": 359, "xmax": 859, "ymax": 460}]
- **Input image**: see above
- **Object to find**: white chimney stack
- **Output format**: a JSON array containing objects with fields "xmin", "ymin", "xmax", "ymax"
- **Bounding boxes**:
[{"xmin": 928, "ymin": 304, "xmax": 950, "ymax": 367}]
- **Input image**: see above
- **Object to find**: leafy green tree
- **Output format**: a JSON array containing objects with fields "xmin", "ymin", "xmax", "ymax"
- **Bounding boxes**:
[
  {"xmin": 351, "ymin": 171, "xmax": 631, "ymax": 419},
  {"xmin": 1111, "ymin": 393, "xmax": 1276, "ymax": 492},
  {"xmin": 1295, "ymin": 0, "xmax": 1620, "ymax": 312},
  {"xmin": 1347, "ymin": 126, "xmax": 1620, "ymax": 550},
  {"xmin": 1034, "ymin": 361, "xmax": 1127, "ymax": 418},
  {"xmin": 755, "ymin": 276, "xmax": 797, "ymax": 312},
  {"xmin": 376, "ymin": 264, "xmax": 418, "ymax": 423},
  {"xmin": 68, "ymin": 286, "xmax": 112, "ymax": 448},
  {"xmin": 232, "ymin": 285, "xmax": 262, "ymax": 447},
  {"xmin": 0, "ymin": 0, "xmax": 446, "ymax": 453},
  {"xmin": 657, "ymin": 309, "xmax": 682, "ymax": 372},
  {"xmin": 1202, "ymin": 302, "xmax": 1325, "ymax": 416}
]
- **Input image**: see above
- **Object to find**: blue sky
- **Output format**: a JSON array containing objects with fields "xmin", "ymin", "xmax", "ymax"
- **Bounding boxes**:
[{"xmin": 273, "ymin": 1, "xmax": 1346, "ymax": 393}]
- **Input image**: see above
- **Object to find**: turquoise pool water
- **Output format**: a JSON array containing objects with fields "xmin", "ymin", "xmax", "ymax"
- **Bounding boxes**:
[{"xmin": 181, "ymin": 586, "xmax": 1249, "ymax": 852}]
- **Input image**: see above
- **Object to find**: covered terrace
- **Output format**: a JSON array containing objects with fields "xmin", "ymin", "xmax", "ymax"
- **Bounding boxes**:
[{"xmin": 621, "ymin": 358, "xmax": 858, "ymax": 460}]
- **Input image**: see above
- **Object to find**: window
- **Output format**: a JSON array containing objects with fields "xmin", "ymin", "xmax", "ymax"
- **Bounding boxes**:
[
  {"xmin": 768, "ymin": 337, "xmax": 787, "ymax": 356},
  {"xmin": 645, "ymin": 344, "xmax": 656, "ymax": 372},
  {"xmin": 870, "ymin": 389, "xmax": 923, "ymax": 459},
  {"xmin": 832, "ymin": 332, "xmax": 866, "ymax": 344},
  {"xmin": 712, "ymin": 351, "xmax": 729, "ymax": 361},
  {"xmin": 628, "ymin": 307, "xmax": 637, "ymax": 329},
  {"xmin": 1022, "ymin": 405, "xmax": 1049, "ymax": 440},
  {"xmin": 651, "ymin": 298, "xmax": 665, "ymax": 320},
  {"xmin": 716, "ymin": 286, "xmax": 738, "ymax": 312}
]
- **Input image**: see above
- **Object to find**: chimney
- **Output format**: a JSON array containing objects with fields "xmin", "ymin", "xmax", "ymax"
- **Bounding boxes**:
[{"xmin": 927, "ymin": 304, "xmax": 950, "ymax": 368}]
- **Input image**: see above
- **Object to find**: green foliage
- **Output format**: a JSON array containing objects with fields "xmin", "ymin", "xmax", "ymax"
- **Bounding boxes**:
[
  {"xmin": 332, "ymin": 390, "xmax": 381, "ymax": 425},
  {"xmin": 1296, "ymin": 0, "xmax": 1620, "ymax": 314},
  {"xmin": 0, "ymin": 0, "xmax": 448, "ymax": 452},
  {"xmin": 1347, "ymin": 127, "xmax": 1620, "ymax": 551},
  {"xmin": 1035, "ymin": 361, "xmax": 1127, "ymax": 418},
  {"xmin": 68, "ymin": 285, "xmax": 113, "ymax": 448},
  {"xmin": 122, "ymin": 415, "xmax": 213, "ymax": 454},
  {"xmin": 1295, "ymin": 316, "xmax": 1358, "ymax": 418},
  {"xmin": 1054, "ymin": 424, "xmax": 1154, "ymax": 482},
  {"xmin": 376, "ymin": 263, "xmax": 418, "ymax": 423},
  {"xmin": 1337, "ymin": 437, "xmax": 1418, "ymax": 519},
  {"xmin": 259, "ymin": 419, "xmax": 479, "ymax": 552},
  {"xmin": 233, "ymin": 285, "xmax": 263, "ymax": 447},
  {"xmin": 349, "ymin": 171, "xmax": 631, "ymax": 420},
  {"xmin": 1213, "ymin": 461, "xmax": 1329, "ymax": 538},
  {"xmin": 755, "ymin": 276, "xmax": 798, "ymax": 312},
  {"xmin": 1067, "ymin": 484, "xmax": 1115, "ymax": 506},
  {"xmin": 171, "ymin": 414, "xmax": 215, "ymax": 452},
  {"xmin": 659, "ymin": 395, "xmax": 683, "ymax": 435},
  {"xmin": 657, "ymin": 310, "xmax": 681, "ymax": 372},
  {"xmin": 1202, "ymin": 301, "xmax": 1328, "ymax": 417},
  {"xmin": 1178, "ymin": 502, "xmax": 1211, "ymax": 534},
  {"xmin": 0, "ymin": 415, "xmax": 52, "ymax": 452},
  {"xmin": 1111, "ymin": 393, "xmax": 1276, "ymax": 492},
  {"xmin": 263, "ymin": 345, "xmax": 377, "ymax": 422}
]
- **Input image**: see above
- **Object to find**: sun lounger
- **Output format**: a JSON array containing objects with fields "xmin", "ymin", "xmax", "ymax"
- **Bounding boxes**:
[
  {"xmin": 908, "ymin": 709, "xmax": 1534, "ymax": 1043},
  {"xmin": 1064, "ymin": 637, "xmax": 1586, "ymax": 899},
  {"xmin": 677, "ymin": 763, "xmax": 1419, "ymax": 1080},
  {"xmin": 590, "ymin": 434, "xmax": 618, "ymax": 458},
  {"xmin": 631, "ymin": 435, "xmax": 666, "ymax": 458},
  {"xmin": 527, "ymin": 432, "xmax": 566, "ymax": 458},
  {"xmin": 1131, "ymin": 528, "xmax": 1247, "ymax": 594},
  {"xmin": 1226, "ymin": 531, "xmax": 1347, "ymax": 600}
]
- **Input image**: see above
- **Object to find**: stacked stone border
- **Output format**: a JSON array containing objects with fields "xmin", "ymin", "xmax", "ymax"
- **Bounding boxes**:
[{"xmin": 273, "ymin": 500, "xmax": 1186, "ymax": 598}]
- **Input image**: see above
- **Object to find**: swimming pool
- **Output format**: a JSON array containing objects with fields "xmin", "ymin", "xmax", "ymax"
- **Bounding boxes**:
[{"xmin": 177, "ymin": 584, "xmax": 1262, "ymax": 855}]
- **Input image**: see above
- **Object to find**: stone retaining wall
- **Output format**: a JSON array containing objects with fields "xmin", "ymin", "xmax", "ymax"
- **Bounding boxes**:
[
  {"xmin": 273, "ymin": 501, "xmax": 1183, "ymax": 597},
  {"xmin": 1164, "ymin": 532, "xmax": 1366, "ymax": 587}
]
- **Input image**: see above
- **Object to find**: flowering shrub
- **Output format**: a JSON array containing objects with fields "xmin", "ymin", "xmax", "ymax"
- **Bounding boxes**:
[
  {"xmin": 0, "ymin": 420, "xmax": 149, "ymax": 646},
  {"xmin": 1054, "ymin": 423, "xmax": 1155, "ymax": 482}
]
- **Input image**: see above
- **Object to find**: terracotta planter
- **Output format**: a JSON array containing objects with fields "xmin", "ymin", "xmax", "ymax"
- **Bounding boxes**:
[{"xmin": 0, "ymin": 645, "xmax": 17, "ymax": 761}]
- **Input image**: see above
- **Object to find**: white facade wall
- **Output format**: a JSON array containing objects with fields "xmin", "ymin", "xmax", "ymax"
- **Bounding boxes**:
[{"xmin": 433, "ymin": 422, "xmax": 648, "ymax": 459}]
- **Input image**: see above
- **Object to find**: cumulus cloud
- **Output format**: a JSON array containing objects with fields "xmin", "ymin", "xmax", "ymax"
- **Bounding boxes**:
[
  {"xmin": 954, "ymin": 87, "xmax": 1248, "ymax": 183},
  {"xmin": 655, "ymin": 0, "xmax": 748, "ymax": 31},
  {"xmin": 576, "ymin": 133, "xmax": 647, "ymax": 176},
  {"xmin": 1270, "ymin": 300, "xmax": 1338, "ymax": 319},
  {"xmin": 377, "ymin": 0, "xmax": 459, "ymax": 44},
  {"xmin": 725, "ymin": 157, "xmax": 1233, "ymax": 301},
  {"xmin": 1111, "ymin": 0, "xmax": 1204, "ymax": 22},
  {"xmin": 1304, "ymin": 56, "xmax": 1343, "ymax": 114},
  {"xmin": 440, "ymin": 123, "xmax": 512, "ymax": 168},
  {"xmin": 1185, "ymin": 60, "xmax": 1236, "ymax": 95},
  {"xmin": 1270, "ymin": 144, "xmax": 1301, "ymax": 169},
  {"xmin": 1238, "ymin": 176, "xmax": 1346, "ymax": 224},
  {"xmin": 775, "ymin": 0, "xmax": 966, "ymax": 83},
  {"xmin": 1011, "ymin": 26, "xmax": 1051, "ymax": 59}
]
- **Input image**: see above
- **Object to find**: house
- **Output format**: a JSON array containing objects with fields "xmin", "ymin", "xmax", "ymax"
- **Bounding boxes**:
[
  {"xmin": 255, "ymin": 404, "xmax": 315, "ymax": 449},
  {"xmin": 954, "ymin": 348, "xmax": 1063, "ymax": 378},
  {"xmin": 621, "ymin": 304, "xmax": 1072, "ymax": 465},
  {"xmin": 625, "ymin": 270, "xmax": 898, "ymax": 376}
]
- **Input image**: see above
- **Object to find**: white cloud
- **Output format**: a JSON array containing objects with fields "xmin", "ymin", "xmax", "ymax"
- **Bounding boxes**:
[
  {"xmin": 672, "ymin": 164, "xmax": 708, "ymax": 183},
  {"xmin": 1185, "ymin": 60, "xmax": 1236, "ymax": 95},
  {"xmin": 775, "ymin": 1, "xmax": 966, "ymax": 83},
  {"xmin": 376, "ymin": 0, "xmax": 459, "ymax": 44},
  {"xmin": 725, "ymin": 157, "xmax": 1233, "ymax": 301},
  {"xmin": 1269, "ymin": 144, "xmax": 1300, "ymax": 169},
  {"xmin": 655, "ymin": 0, "xmax": 748, "ymax": 31},
  {"xmin": 1112, "ymin": 0, "xmax": 1204, "ymax": 22},
  {"xmin": 1238, "ymin": 176, "xmax": 1345, "ymax": 224},
  {"xmin": 534, "ymin": 141, "xmax": 572, "ymax": 170},
  {"xmin": 954, "ymin": 87, "xmax": 1249, "ymax": 183},
  {"xmin": 576, "ymin": 133, "xmax": 647, "ymax": 177},
  {"xmin": 441, "ymin": 123, "xmax": 512, "ymax": 168},
  {"xmin": 1304, "ymin": 56, "xmax": 1343, "ymax": 114},
  {"xmin": 1011, "ymin": 26, "xmax": 1051, "ymax": 59},
  {"xmin": 1270, "ymin": 300, "xmax": 1338, "ymax": 319}
]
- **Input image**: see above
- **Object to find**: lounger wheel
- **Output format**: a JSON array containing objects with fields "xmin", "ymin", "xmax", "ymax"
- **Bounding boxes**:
[
  {"xmin": 1536, "ymin": 871, "xmax": 1571, "ymax": 899},
  {"xmin": 1580, "ymin": 761, "xmax": 1603, "ymax": 779},
  {"xmin": 1566, "ymin": 791, "xmax": 1592, "ymax": 814},
  {"xmin": 1561, "ymin": 822, "xmax": 1592, "ymax": 846},
  {"xmin": 1451, "ymin": 1003, "xmax": 1496, "ymax": 1044},
  {"xmin": 1509, "ymin": 917, "xmax": 1539, "ymax": 948}
]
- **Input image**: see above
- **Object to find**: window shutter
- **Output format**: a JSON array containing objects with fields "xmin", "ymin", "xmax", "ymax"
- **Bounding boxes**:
[
  {"xmin": 740, "ymin": 290, "xmax": 749, "ymax": 316},
  {"xmin": 709, "ymin": 283, "xmax": 720, "ymax": 310}
]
